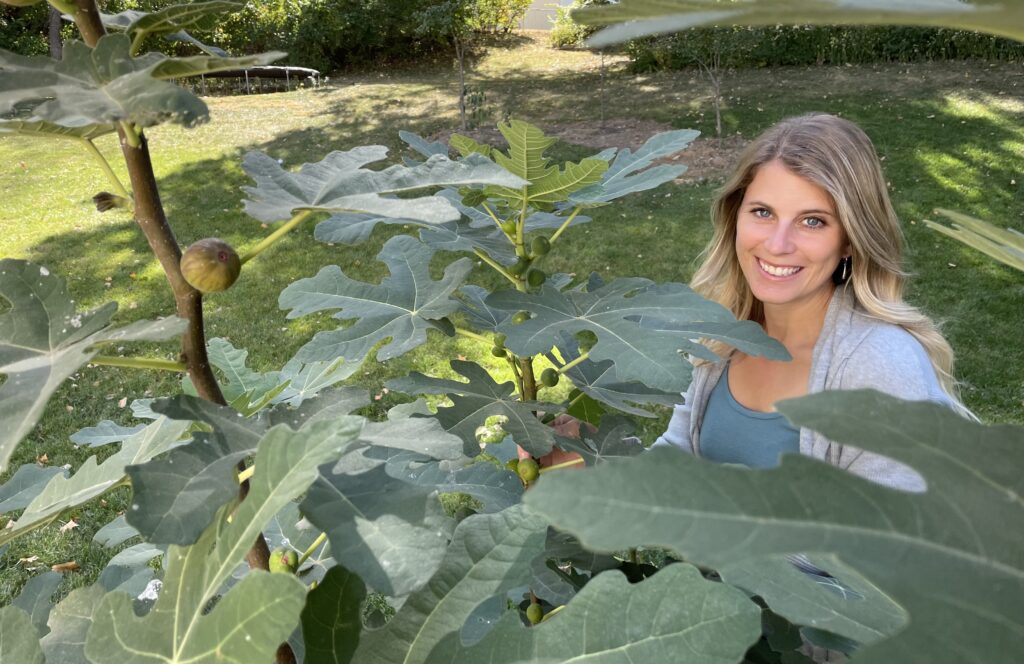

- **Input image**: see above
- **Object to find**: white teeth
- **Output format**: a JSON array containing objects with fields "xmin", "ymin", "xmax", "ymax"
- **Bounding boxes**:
[{"xmin": 759, "ymin": 259, "xmax": 801, "ymax": 277}]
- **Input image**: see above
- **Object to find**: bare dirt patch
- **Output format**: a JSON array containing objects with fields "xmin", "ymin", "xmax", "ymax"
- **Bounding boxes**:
[{"xmin": 429, "ymin": 118, "xmax": 749, "ymax": 186}]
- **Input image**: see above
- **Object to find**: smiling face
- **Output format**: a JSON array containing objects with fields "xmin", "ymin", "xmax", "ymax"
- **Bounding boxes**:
[{"xmin": 735, "ymin": 160, "xmax": 849, "ymax": 315}]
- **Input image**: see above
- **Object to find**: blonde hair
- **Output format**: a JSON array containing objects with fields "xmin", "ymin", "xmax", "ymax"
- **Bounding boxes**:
[{"xmin": 691, "ymin": 113, "xmax": 963, "ymax": 402}]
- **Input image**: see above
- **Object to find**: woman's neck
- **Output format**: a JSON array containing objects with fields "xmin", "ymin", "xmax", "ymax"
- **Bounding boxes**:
[{"xmin": 760, "ymin": 286, "xmax": 835, "ymax": 352}]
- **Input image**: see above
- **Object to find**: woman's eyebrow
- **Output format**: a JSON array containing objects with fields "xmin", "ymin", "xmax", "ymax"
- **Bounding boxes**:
[{"xmin": 746, "ymin": 200, "xmax": 836, "ymax": 217}]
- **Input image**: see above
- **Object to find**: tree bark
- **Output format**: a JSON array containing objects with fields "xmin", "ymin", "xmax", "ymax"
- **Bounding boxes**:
[
  {"xmin": 456, "ymin": 36, "xmax": 467, "ymax": 130},
  {"xmin": 48, "ymin": 7, "xmax": 63, "ymax": 59}
]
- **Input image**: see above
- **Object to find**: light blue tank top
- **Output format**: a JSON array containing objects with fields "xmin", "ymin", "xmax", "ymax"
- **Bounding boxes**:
[{"xmin": 700, "ymin": 368, "xmax": 800, "ymax": 468}]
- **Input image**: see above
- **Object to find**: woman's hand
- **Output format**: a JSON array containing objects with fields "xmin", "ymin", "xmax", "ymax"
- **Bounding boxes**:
[{"xmin": 518, "ymin": 414, "xmax": 589, "ymax": 470}]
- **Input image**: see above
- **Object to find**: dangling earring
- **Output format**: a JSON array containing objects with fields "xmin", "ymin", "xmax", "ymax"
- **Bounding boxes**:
[{"xmin": 833, "ymin": 256, "xmax": 851, "ymax": 285}]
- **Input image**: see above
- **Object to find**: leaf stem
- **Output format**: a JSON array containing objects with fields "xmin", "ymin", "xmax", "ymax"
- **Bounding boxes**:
[
  {"xmin": 482, "ymin": 202, "xmax": 508, "ymax": 237},
  {"xmin": 119, "ymin": 121, "xmax": 141, "ymax": 148},
  {"xmin": 129, "ymin": 29, "xmax": 147, "ymax": 56},
  {"xmin": 297, "ymin": 532, "xmax": 328, "ymax": 567},
  {"xmin": 91, "ymin": 355, "xmax": 186, "ymax": 372},
  {"xmin": 237, "ymin": 464, "xmax": 255, "ymax": 484},
  {"xmin": 473, "ymin": 248, "xmax": 519, "ymax": 286},
  {"xmin": 455, "ymin": 326, "xmax": 492, "ymax": 345},
  {"xmin": 78, "ymin": 138, "xmax": 131, "ymax": 201},
  {"xmin": 507, "ymin": 355, "xmax": 525, "ymax": 398},
  {"xmin": 556, "ymin": 351, "xmax": 589, "ymax": 374},
  {"xmin": 241, "ymin": 210, "xmax": 314, "ymax": 264},
  {"xmin": 548, "ymin": 206, "xmax": 582, "ymax": 245},
  {"xmin": 539, "ymin": 458, "xmax": 585, "ymax": 474},
  {"xmin": 49, "ymin": 0, "xmax": 77, "ymax": 16}
]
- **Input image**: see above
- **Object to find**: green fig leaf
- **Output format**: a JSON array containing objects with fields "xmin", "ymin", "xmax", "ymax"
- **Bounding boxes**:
[
  {"xmin": 281, "ymin": 235, "xmax": 473, "ymax": 364},
  {"xmin": 301, "ymin": 565, "xmax": 367, "ymax": 664},
  {"xmin": 0, "ymin": 606, "xmax": 44, "ymax": 664},
  {"xmin": 0, "ymin": 35, "xmax": 281, "ymax": 130},
  {"xmin": 301, "ymin": 463, "xmax": 454, "ymax": 597},
  {"xmin": 12, "ymin": 571, "xmax": 61, "ymax": 637},
  {"xmin": 0, "ymin": 463, "xmax": 67, "ymax": 513},
  {"xmin": 492, "ymin": 119, "xmax": 558, "ymax": 181},
  {"xmin": 926, "ymin": 208, "xmax": 1024, "ymax": 273},
  {"xmin": 443, "ymin": 563, "xmax": 761, "ymax": 664},
  {"xmin": 575, "ymin": 0, "xmax": 1024, "ymax": 47},
  {"xmin": 720, "ymin": 554, "xmax": 907, "ymax": 648},
  {"xmin": 0, "ymin": 259, "xmax": 187, "ymax": 474},
  {"xmin": 70, "ymin": 420, "xmax": 147, "ymax": 448},
  {"xmin": 527, "ymin": 390, "xmax": 1024, "ymax": 664},
  {"xmin": 353, "ymin": 505, "xmax": 547, "ymax": 664},
  {"xmin": 0, "ymin": 417, "xmax": 189, "ymax": 548},
  {"xmin": 419, "ymin": 220, "xmax": 519, "ymax": 266},
  {"xmin": 98, "ymin": 542, "xmax": 163, "ymax": 596},
  {"xmin": 0, "ymin": 120, "xmax": 116, "ymax": 140},
  {"xmin": 554, "ymin": 414, "xmax": 644, "ymax": 466},
  {"xmin": 450, "ymin": 133, "xmax": 494, "ymax": 159},
  {"xmin": 457, "ymin": 285, "xmax": 511, "ymax": 332},
  {"xmin": 40, "ymin": 585, "xmax": 106, "ymax": 664},
  {"xmin": 569, "ymin": 129, "xmax": 698, "ymax": 206},
  {"xmin": 87, "ymin": 418, "xmax": 362, "ymax": 664},
  {"xmin": 92, "ymin": 514, "xmax": 140, "ymax": 548},
  {"xmin": 387, "ymin": 360, "xmax": 562, "ymax": 457},
  {"xmin": 399, "ymin": 130, "xmax": 449, "ymax": 159},
  {"xmin": 404, "ymin": 459, "xmax": 524, "ymax": 513},
  {"xmin": 241, "ymin": 148, "xmax": 526, "ymax": 223},
  {"xmin": 117, "ymin": 1, "xmax": 240, "ymax": 37},
  {"xmin": 489, "ymin": 278, "xmax": 773, "ymax": 393}
]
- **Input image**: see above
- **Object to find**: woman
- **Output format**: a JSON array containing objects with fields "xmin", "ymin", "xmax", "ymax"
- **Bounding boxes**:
[{"xmin": 654, "ymin": 113, "xmax": 969, "ymax": 492}]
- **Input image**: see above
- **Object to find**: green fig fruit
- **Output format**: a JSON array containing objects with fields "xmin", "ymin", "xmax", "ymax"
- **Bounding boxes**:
[
  {"xmin": 540, "ymin": 368, "xmax": 559, "ymax": 387},
  {"xmin": 491, "ymin": 345, "xmax": 507, "ymax": 358},
  {"xmin": 509, "ymin": 256, "xmax": 531, "ymax": 276},
  {"xmin": 505, "ymin": 458, "xmax": 520, "ymax": 474},
  {"xmin": 500, "ymin": 219, "xmax": 518, "ymax": 236},
  {"xmin": 269, "ymin": 547, "xmax": 298, "ymax": 574},
  {"xmin": 512, "ymin": 311, "xmax": 530, "ymax": 324},
  {"xmin": 526, "ymin": 603, "xmax": 543, "ymax": 625},
  {"xmin": 531, "ymin": 236, "xmax": 551, "ymax": 257},
  {"xmin": 180, "ymin": 238, "xmax": 241, "ymax": 293},
  {"xmin": 575, "ymin": 330, "xmax": 598, "ymax": 353},
  {"xmin": 527, "ymin": 269, "xmax": 546, "ymax": 288},
  {"xmin": 494, "ymin": 333, "xmax": 507, "ymax": 348},
  {"xmin": 517, "ymin": 458, "xmax": 540, "ymax": 484}
]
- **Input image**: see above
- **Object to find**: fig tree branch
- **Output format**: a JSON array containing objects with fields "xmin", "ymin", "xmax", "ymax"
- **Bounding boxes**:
[
  {"xmin": 548, "ymin": 206, "xmax": 582, "ymax": 245},
  {"xmin": 240, "ymin": 210, "xmax": 315, "ymax": 264},
  {"xmin": 90, "ymin": 355, "xmax": 186, "ymax": 372}
]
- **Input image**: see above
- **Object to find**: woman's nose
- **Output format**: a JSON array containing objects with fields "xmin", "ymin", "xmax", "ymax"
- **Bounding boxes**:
[{"xmin": 763, "ymin": 222, "xmax": 795, "ymax": 255}]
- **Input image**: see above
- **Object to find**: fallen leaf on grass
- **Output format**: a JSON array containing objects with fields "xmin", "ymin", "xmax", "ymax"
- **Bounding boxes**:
[
  {"xmin": 36, "ymin": 453, "xmax": 49, "ymax": 465},
  {"xmin": 60, "ymin": 519, "xmax": 79, "ymax": 533},
  {"xmin": 18, "ymin": 556, "xmax": 39, "ymax": 565},
  {"xmin": 52, "ymin": 561, "xmax": 80, "ymax": 573}
]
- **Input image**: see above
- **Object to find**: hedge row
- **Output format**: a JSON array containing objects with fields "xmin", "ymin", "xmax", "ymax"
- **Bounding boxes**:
[
  {"xmin": 626, "ymin": 25, "xmax": 1024, "ymax": 71},
  {"xmin": 0, "ymin": 0, "xmax": 532, "ymax": 73}
]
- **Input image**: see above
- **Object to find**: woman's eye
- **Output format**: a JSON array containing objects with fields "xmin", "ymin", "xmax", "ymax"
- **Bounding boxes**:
[
  {"xmin": 752, "ymin": 208, "xmax": 771, "ymax": 219},
  {"xmin": 803, "ymin": 217, "xmax": 826, "ymax": 229}
]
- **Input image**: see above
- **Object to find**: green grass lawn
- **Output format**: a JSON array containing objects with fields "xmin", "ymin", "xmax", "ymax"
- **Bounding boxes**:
[{"xmin": 1, "ymin": 33, "xmax": 1022, "ymax": 605}]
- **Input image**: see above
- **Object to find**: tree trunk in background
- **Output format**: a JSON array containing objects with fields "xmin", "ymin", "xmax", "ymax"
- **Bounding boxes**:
[{"xmin": 49, "ymin": 7, "xmax": 63, "ymax": 59}]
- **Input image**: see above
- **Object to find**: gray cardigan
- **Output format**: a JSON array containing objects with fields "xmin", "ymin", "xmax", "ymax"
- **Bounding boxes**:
[{"xmin": 653, "ymin": 285, "xmax": 954, "ymax": 492}]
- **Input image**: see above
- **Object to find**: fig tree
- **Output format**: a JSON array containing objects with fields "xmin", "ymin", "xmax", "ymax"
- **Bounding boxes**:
[
  {"xmin": 180, "ymin": 238, "xmax": 241, "ymax": 293},
  {"xmin": 526, "ymin": 603, "xmax": 543, "ymax": 625},
  {"xmin": 269, "ymin": 547, "xmax": 298, "ymax": 574},
  {"xmin": 540, "ymin": 368, "xmax": 559, "ymax": 387},
  {"xmin": 527, "ymin": 269, "xmax": 546, "ymax": 288},
  {"xmin": 531, "ymin": 236, "xmax": 550, "ymax": 257},
  {"xmin": 518, "ymin": 458, "xmax": 540, "ymax": 484}
]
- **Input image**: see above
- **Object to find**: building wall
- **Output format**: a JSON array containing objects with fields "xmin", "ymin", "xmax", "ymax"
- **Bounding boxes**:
[{"xmin": 520, "ymin": 0, "xmax": 574, "ymax": 30}]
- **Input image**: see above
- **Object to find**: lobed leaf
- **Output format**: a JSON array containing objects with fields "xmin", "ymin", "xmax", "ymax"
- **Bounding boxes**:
[
  {"xmin": 281, "ymin": 235, "xmax": 472, "ymax": 365},
  {"xmin": 0, "ymin": 463, "xmax": 67, "ymax": 513},
  {"xmin": 242, "ymin": 149, "xmax": 525, "ymax": 223},
  {"xmin": 0, "ymin": 606, "xmax": 44, "ymax": 664},
  {"xmin": 12, "ymin": 571, "xmax": 61, "ymax": 637},
  {"xmin": 70, "ymin": 420, "xmax": 146, "ymax": 448},
  {"xmin": 0, "ymin": 259, "xmax": 186, "ymax": 474},
  {"xmin": 527, "ymin": 391, "xmax": 1024, "ymax": 664},
  {"xmin": 441, "ymin": 563, "xmax": 761, "ymax": 664},
  {"xmin": 0, "ymin": 417, "xmax": 189, "ymax": 547},
  {"xmin": 0, "ymin": 120, "xmax": 115, "ymax": 141},
  {"xmin": 353, "ymin": 505, "xmax": 548, "ymax": 664},
  {"xmin": 0, "ymin": 35, "xmax": 281, "ymax": 130},
  {"xmin": 388, "ymin": 360, "xmax": 562, "ymax": 457},
  {"xmin": 87, "ymin": 418, "xmax": 363, "ymax": 664},
  {"xmin": 40, "ymin": 585, "xmax": 105, "ymax": 664},
  {"xmin": 301, "ymin": 566, "xmax": 367, "ymax": 664},
  {"xmin": 569, "ymin": 129, "xmax": 698, "ymax": 206},
  {"xmin": 575, "ymin": 0, "xmax": 1024, "ymax": 47},
  {"xmin": 925, "ymin": 208, "xmax": 1024, "ymax": 273},
  {"xmin": 489, "ymin": 277, "xmax": 782, "ymax": 393}
]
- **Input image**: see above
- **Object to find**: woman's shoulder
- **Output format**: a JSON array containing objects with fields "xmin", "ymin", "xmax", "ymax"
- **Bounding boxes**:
[{"xmin": 833, "ymin": 313, "xmax": 943, "ymax": 400}]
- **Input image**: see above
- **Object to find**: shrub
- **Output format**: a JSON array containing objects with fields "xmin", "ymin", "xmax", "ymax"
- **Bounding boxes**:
[
  {"xmin": 627, "ymin": 25, "xmax": 1024, "ymax": 72},
  {"xmin": 549, "ymin": 0, "xmax": 610, "ymax": 49},
  {"xmin": 468, "ymin": 0, "xmax": 531, "ymax": 34}
]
